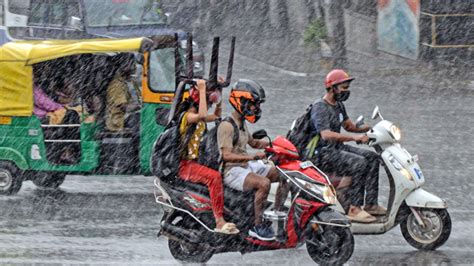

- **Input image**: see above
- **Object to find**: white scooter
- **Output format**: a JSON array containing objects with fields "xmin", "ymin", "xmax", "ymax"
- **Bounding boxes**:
[{"xmin": 333, "ymin": 106, "xmax": 451, "ymax": 250}]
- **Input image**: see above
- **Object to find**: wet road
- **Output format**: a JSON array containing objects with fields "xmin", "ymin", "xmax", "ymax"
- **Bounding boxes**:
[{"xmin": 1, "ymin": 53, "xmax": 474, "ymax": 264}]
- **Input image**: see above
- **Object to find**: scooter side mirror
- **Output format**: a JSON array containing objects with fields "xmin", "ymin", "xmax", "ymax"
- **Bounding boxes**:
[
  {"xmin": 252, "ymin": 129, "xmax": 268, "ymax": 140},
  {"xmin": 290, "ymin": 120, "xmax": 296, "ymax": 131},
  {"xmin": 355, "ymin": 115, "xmax": 365, "ymax": 128},
  {"xmin": 371, "ymin": 106, "xmax": 383, "ymax": 120}
]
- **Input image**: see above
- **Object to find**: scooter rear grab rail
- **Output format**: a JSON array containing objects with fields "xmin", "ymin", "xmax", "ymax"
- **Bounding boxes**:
[{"xmin": 154, "ymin": 178, "xmax": 216, "ymax": 233}]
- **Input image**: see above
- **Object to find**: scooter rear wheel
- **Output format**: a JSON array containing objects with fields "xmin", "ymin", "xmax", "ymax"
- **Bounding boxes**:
[
  {"xmin": 167, "ymin": 219, "xmax": 213, "ymax": 263},
  {"xmin": 306, "ymin": 226, "xmax": 354, "ymax": 265},
  {"xmin": 401, "ymin": 208, "xmax": 451, "ymax": 250},
  {"xmin": 168, "ymin": 238, "xmax": 213, "ymax": 263}
]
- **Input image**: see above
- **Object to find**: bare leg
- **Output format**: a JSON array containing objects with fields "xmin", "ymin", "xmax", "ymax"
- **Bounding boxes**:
[
  {"xmin": 274, "ymin": 181, "xmax": 289, "ymax": 211},
  {"xmin": 215, "ymin": 217, "xmax": 227, "ymax": 229},
  {"xmin": 265, "ymin": 166, "xmax": 288, "ymax": 211},
  {"xmin": 243, "ymin": 173, "xmax": 271, "ymax": 225}
]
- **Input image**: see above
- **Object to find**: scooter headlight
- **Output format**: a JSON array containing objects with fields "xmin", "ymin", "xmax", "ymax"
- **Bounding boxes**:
[
  {"xmin": 295, "ymin": 178, "xmax": 337, "ymax": 205},
  {"xmin": 322, "ymin": 184, "xmax": 337, "ymax": 205},
  {"xmin": 390, "ymin": 125, "xmax": 401, "ymax": 141}
]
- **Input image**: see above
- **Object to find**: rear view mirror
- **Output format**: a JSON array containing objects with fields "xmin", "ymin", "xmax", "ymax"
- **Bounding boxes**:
[
  {"xmin": 252, "ymin": 129, "xmax": 268, "ymax": 140},
  {"xmin": 371, "ymin": 106, "xmax": 384, "ymax": 120},
  {"xmin": 355, "ymin": 115, "xmax": 364, "ymax": 128}
]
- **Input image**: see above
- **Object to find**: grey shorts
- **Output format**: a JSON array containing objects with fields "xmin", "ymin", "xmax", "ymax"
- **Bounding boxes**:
[{"xmin": 223, "ymin": 160, "xmax": 272, "ymax": 191}]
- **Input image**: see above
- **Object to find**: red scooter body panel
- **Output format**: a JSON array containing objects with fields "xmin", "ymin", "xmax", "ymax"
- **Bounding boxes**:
[
  {"xmin": 278, "ymin": 161, "xmax": 328, "ymax": 184},
  {"xmin": 265, "ymin": 136, "xmax": 299, "ymax": 160},
  {"xmin": 295, "ymin": 198, "xmax": 326, "ymax": 229}
]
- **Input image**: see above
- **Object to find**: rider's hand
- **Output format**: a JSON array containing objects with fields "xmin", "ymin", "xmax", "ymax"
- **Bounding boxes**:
[
  {"xmin": 354, "ymin": 135, "xmax": 369, "ymax": 144},
  {"xmin": 362, "ymin": 124, "xmax": 372, "ymax": 132},
  {"xmin": 196, "ymin": 79, "xmax": 206, "ymax": 93},
  {"xmin": 253, "ymin": 152, "xmax": 266, "ymax": 160},
  {"xmin": 217, "ymin": 75, "xmax": 225, "ymax": 84}
]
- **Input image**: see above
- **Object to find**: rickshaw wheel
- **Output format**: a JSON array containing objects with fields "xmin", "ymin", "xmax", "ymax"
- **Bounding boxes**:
[
  {"xmin": 33, "ymin": 172, "xmax": 66, "ymax": 190},
  {"xmin": 0, "ymin": 161, "xmax": 23, "ymax": 195}
]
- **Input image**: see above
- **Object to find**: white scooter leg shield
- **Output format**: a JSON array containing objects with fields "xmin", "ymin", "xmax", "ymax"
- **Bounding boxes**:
[{"xmin": 405, "ymin": 188, "xmax": 447, "ymax": 209}]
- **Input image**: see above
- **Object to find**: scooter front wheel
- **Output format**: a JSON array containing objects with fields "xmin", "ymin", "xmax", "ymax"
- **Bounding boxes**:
[
  {"xmin": 306, "ymin": 226, "xmax": 354, "ymax": 265},
  {"xmin": 401, "ymin": 208, "xmax": 451, "ymax": 250}
]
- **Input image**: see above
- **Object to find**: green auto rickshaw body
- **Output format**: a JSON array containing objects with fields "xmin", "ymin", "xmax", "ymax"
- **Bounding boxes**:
[{"xmin": 0, "ymin": 36, "xmax": 179, "ymax": 193}]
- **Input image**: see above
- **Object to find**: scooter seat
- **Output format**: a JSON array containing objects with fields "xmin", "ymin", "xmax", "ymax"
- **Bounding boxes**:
[{"xmin": 173, "ymin": 179, "xmax": 255, "ymax": 208}]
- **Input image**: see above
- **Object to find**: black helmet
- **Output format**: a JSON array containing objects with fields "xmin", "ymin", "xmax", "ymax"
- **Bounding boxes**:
[{"xmin": 229, "ymin": 79, "xmax": 265, "ymax": 123}]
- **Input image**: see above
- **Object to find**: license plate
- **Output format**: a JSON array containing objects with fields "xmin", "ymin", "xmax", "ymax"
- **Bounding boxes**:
[{"xmin": 300, "ymin": 161, "xmax": 313, "ymax": 169}]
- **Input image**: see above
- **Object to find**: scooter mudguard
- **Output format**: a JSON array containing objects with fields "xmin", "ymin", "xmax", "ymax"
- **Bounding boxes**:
[{"xmin": 405, "ymin": 188, "xmax": 447, "ymax": 209}]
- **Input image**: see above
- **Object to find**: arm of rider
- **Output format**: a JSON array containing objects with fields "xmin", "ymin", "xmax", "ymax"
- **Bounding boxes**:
[
  {"xmin": 320, "ymin": 129, "xmax": 369, "ymax": 144},
  {"xmin": 186, "ymin": 80, "xmax": 208, "ymax": 123},
  {"xmin": 203, "ymin": 101, "xmax": 222, "ymax": 122},
  {"xmin": 221, "ymin": 148, "xmax": 266, "ymax": 163},
  {"xmin": 248, "ymin": 137, "xmax": 269, "ymax": 149},
  {"xmin": 342, "ymin": 119, "xmax": 371, "ymax": 133}
]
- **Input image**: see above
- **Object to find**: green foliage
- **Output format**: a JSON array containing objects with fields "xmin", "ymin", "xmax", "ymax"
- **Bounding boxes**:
[{"xmin": 303, "ymin": 18, "xmax": 328, "ymax": 48}]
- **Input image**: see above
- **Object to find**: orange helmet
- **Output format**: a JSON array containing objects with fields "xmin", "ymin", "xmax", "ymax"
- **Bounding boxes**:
[
  {"xmin": 325, "ymin": 69, "xmax": 355, "ymax": 88},
  {"xmin": 229, "ymin": 79, "xmax": 265, "ymax": 123}
]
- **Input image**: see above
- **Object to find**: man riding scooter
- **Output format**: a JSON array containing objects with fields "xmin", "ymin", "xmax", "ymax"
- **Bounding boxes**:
[
  {"xmin": 217, "ymin": 79, "xmax": 287, "ymax": 241},
  {"xmin": 307, "ymin": 69, "xmax": 386, "ymax": 223}
]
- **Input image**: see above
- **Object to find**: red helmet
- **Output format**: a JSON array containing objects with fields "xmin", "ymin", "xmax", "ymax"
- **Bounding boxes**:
[{"xmin": 325, "ymin": 69, "xmax": 355, "ymax": 88}]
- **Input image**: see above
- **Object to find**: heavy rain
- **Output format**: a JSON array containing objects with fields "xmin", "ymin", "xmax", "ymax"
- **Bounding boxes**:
[{"xmin": 0, "ymin": 0, "xmax": 473, "ymax": 265}]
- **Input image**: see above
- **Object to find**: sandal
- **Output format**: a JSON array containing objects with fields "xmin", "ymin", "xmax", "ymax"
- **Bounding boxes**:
[
  {"xmin": 347, "ymin": 210, "xmax": 377, "ymax": 223},
  {"xmin": 364, "ymin": 205, "xmax": 387, "ymax": 216},
  {"xmin": 214, "ymin": 222, "xmax": 240, "ymax": 235}
]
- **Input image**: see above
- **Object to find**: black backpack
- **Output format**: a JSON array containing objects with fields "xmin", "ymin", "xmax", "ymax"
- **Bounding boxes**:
[
  {"xmin": 286, "ymin": 100, "xmax": 319, "ymax": 159},
  {"xmin": 198, "ymin": 117, "xmax": 239, "ymax": 171},
  {"xmin": 151, "ymin": 112, "xmax": 196, "ymax": 183}
]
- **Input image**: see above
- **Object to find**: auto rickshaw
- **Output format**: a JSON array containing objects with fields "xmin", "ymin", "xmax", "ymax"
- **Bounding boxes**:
[{"xmin": 0, "ymin": 35, "xmax": 185, "ymax": 195}]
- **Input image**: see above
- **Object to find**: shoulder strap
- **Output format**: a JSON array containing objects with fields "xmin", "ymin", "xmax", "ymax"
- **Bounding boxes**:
[
  {"xmin": 305, "ymin": 134, "xmax": 321, "ymax": 159},
  {"xmin": 305, "ymin": 99, "xmax": 322, "ymax": 114},
  {"xmin": 222, "ymin": 116, "xmax": 239, "ymax": 146}
]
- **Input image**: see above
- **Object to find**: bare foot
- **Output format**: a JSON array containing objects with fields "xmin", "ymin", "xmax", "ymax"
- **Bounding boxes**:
[
  {"xmin": 348, "ymin": 205, "xmax": 363, "ymax": 216},
  {"xmin": 215, "ymin": 218, "xmax": 235, "ymax": 230},
  {"xmin": 364, "ymin": 205, "xmax": 387, "ymax": 216}
]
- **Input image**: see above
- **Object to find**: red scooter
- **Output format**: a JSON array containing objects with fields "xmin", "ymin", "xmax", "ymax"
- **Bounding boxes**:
[{"xmin": 154, "ymin": 130, "xmax": 354, "ymax": 264}]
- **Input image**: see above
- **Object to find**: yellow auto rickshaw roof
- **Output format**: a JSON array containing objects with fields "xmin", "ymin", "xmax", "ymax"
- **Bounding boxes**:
[{"xmin": 0, "ymin": 37, "xmax": 151, "ymax": 117}]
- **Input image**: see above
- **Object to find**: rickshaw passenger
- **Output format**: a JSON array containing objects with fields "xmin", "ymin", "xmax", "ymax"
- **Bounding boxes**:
[
  {"xmin": 47, "ymin": 79, "xmax": 82, "ymax": 125},
  {"xmin": 33, "ymin": 85, "xmax": 63, "ymax": 122},
  {"xmin": 105, "ymin": 54, "xmax": 137, "ymax": 132}
]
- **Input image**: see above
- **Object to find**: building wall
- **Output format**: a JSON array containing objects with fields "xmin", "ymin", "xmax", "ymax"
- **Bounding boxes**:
[
  {"xmin": 419, "ymin": 0, "xmax": 473, "ymax": 65},
  {"xmin": 160, "ymin": 0, "xmax": 471, "ymax": 72}
]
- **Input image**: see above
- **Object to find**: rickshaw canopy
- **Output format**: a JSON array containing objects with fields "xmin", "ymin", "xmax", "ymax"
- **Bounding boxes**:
[{"xmin": 0, "ymin": 37, "xmax": 152, "ymax": 116}]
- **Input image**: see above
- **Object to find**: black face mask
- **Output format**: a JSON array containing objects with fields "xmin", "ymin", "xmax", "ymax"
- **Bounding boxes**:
[{"xmin": 334, "ymin": 90, "xmax": 351, "ymax": 102}]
